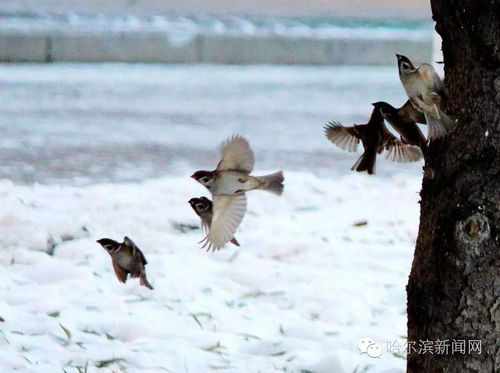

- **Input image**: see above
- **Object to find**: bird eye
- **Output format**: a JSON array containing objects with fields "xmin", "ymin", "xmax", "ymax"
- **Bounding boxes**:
[{"xmin": 402, "ymin": 62, "xmax": 410, "ymax": 70}]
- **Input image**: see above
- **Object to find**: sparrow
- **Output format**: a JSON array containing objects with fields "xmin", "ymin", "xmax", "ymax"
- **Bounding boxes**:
[
  {"xmin": 396, "ymin": 54, "xmax": 455, "ymax": 139},
  {"xmin": 189, "ymin": 196, "xmax": 240, "ymax": 249},
  {"xmin": 372, "ymin": 100, "xmax": 429, "ymax": 161},
  {"xmin": 324, "ymin": 106, "xmax": 422, "ymax": 175},
  {"xmin": 191, "ymin": 135, "xmax": 284, "ymax": 250},
  {"xmin": 97, "ymin": 236, "xmax": 153, "ymax": 290}
]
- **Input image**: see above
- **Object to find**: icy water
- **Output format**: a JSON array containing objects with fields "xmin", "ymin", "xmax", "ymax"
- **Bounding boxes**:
[
  {"xmin": 0, "ymin": 63, "xmax": 424, "ymax": 184},
  {"xmin": 0, "ymin": 10, "xmax": 432, "ymax": 39}
]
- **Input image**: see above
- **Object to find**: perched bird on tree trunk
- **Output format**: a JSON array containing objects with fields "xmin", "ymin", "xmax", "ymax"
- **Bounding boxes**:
[
  {"xmin": 396, "ymin": 54, "xmax": 455, "ymax": 139},
  {"xmin": 324, "ymin": 107, "xmax": 422, "ymax": 175},
  {"xmin": 189, "ymin": 196, "xmax": 240, "ymax": 250},
  {"xmin": 191, "ymin": 135, "xmax": 284, "ymax": 251},
  {"xmin": 372, "ymin": 100, "xmax": 429, "ymax": 162},
  {"xmin": 97, "ymin": 236, "xmax": 153, "ymax": 290}
]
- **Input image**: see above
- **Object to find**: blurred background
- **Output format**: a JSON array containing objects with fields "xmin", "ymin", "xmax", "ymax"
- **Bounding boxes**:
[{"xmin": 0, "ymin": 0, "xmax": 435, "ymax": 184}]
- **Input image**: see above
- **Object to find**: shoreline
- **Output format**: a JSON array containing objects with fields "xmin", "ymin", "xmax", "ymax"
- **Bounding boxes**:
[{"xmin": 0, "ymin": 0, "xmax": 431, "ymax": 20}]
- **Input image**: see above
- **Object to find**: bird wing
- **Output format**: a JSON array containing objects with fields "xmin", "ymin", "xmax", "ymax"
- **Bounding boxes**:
[
  {"xmin": 418, "ymin": 63, "xmax": 445, "ymax": 93},
  {"xmin": 384, "ymin": 138, "xmax": 423, "ymax": 163},
  {"xmin": 412, "ymin": 96, "xmax": 440, "ymax": 118},
  {"xmin": 124, "ymin": 236, "xmax": 148, "ymax": 266},
  {"xmin": 216, "ymin": 135, "xmax": 255, "ymax": 173},
  {"xmin": 399, "ymin": 100, "xmax": 426, "ymax": 124},
  {"xmin": 112, "ymin": 261, "xmax": 128, "ymax": 283},
  {"xmin": 121, "ymin": 236, "xmax": 148, "ymax": 278},
  {"xmin": 128, "ymin": 248, "xmax": 148, "ymax": 279},
  {"xmin": 201, "ymin": 219, "xmax": 210, "ymax": 235},
  {"xmin": 324, "ymin": 121, "xmax": 360, "ymax": 152},
  {"xmin": 201, "ymin": 194, "xmax": 247, "ymax": 251}
]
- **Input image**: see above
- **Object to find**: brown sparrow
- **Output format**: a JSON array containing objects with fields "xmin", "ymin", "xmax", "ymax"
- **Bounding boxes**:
[
  {"xmin": 188, "ymin": 196, "xmax": 240, "ymax": 250},
  {"xmin": 97, "ymin": 236, "xmax": 153, "ymax": 290},
  {"xmin": 396, "ymin": 54, "xmax": 455, "ymax": 139},
  {"xmin": 324, "ymin": 107, "xmax": 422, "ymax": 175},
  {"xmin": 372, "ymin": 100, "xmax": 429, "ymax": 162},
  {"xmin": 191, "ymin": 135, "xmax": 284, "ymax": 250}
]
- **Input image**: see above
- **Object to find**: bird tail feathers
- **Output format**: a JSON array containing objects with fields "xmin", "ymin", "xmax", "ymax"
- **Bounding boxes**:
[
  {"xmin": 257, "ymin": 171, "xmax": 284, "ymax": 196},
  {"xmin": 352, "ymin": 152, "xmax": 376, "ymax": 175},
  {"xmin": 425, "ymin": 110, "xmax": 455, "ymax": 140},
  {"xmin": 140, "ymin": 274, "xmax": 154, "ymax": 290}
]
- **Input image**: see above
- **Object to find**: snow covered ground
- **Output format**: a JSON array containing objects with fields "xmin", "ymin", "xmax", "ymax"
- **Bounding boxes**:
[{"xmin": 0, "ymin": 170, "xmax": 420, "ymax": 372}]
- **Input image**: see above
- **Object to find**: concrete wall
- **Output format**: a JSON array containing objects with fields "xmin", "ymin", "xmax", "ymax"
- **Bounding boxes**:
[
  {"xmin": 202, "ymin": 35, "xmax": 432, "ymax": 65},
  {"xmin": 49, "ymin": 31, "xmax": 202, "ymax": 63},
  {"xmin": 0, "ymin": 31, "xmax": 50, "ymax": 62},
  {"xmin": 0, "ymin": 30, "xmax": 433, "ymax": 65}
]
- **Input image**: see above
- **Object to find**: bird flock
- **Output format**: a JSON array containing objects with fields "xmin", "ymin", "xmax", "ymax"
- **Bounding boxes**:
[
  {"xmin": 97, "ymin": 54, "xmax": 455, "ymax": 289},
  {"xmin": 325, "ymin": 54, "xmax": 454, "ymax": 175}
]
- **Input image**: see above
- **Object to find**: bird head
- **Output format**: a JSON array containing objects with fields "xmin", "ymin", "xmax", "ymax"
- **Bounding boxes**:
[
  {"xmin": 372, "ymin": 101, "xmax": 394, "ymax": 118},
  {"xmin": 97, "ymin": 238, "xmax": 120, "ymax": 253},
  {"xmin": 396, "ymin": 54, "xmax": 415, "ymax": 74},
  {"xmin": 191, "ymin": 171, "xmax": 214, "ymax": 188},
  {"xmin": 189, "ymin": 197, "xmax": 213, "ymax": 215}
]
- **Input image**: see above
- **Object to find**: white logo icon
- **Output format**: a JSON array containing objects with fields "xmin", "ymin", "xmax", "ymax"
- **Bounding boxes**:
[{"xmin": 358, "ymin": 337, "xmax": 383, "ymax": 358}]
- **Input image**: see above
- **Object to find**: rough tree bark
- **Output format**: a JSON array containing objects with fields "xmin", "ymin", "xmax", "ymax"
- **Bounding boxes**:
[{"xmin": 407, "ymin": 1, "xmax": 499, "ymax": 372}]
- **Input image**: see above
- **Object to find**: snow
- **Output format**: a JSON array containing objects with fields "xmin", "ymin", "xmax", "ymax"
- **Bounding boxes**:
[{"xmin": 0, "ymin": 170, "xmax": 420, "ymax": 372}]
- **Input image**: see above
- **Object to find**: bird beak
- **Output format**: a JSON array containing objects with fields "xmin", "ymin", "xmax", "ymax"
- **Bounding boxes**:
[{"xmin": 190, "ymin": 174, "xmax": 195, "ymax": 179}]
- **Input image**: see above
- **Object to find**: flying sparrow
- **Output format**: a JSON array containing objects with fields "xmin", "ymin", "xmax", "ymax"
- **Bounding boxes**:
[
  {"xmin": 189, "ymin": 196, "xmax": 240, "ymax": 249},
  {"xmin": 372, "ymin": 100, "xmax": 429, "ymax": 162},
  {"xmin": 97, "ymin": 236, "xmax": 153, "ymax": 290},
  {"xmin": 324, "ymin": 106, "xmax": 422, "ymax": 175},
  {"xmin": 396, "ymin": 54, "xmax": 455, "ymax": 139},
  {"xmin": 191, "ymin": 135, "xmax": 284, "ymax": 250}
]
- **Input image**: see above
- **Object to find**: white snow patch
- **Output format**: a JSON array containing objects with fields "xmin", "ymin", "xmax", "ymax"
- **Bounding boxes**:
[{"xmin": 0, "ymin": 171, "xmax": 420, "ymax": 372}]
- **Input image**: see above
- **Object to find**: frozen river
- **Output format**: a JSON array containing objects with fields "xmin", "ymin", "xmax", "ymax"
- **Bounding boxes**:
[{"xmin": 0, "ymin": 63, "xmax": 424, "ymax": 184}]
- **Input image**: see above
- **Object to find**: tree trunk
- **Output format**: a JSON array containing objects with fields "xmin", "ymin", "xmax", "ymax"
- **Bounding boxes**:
[{"xmin": 407, "ymin": 1, "xmax": 500, "ymax": 372}]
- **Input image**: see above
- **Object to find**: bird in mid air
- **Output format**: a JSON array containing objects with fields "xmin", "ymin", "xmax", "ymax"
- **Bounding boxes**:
[
  {"xmin": 372, "ymin": 100, "xmax": 429, "ymax": 162},
  {"xmin": 191, "ymin": 135, "xmax": 284, "ymax": 251},
  {"xmin": 189, "ymin": 196, "xmax": 240, "ymax": 249},
  {"xmin": 396, "ymin": 54, "xmax": 455, "ymax": 139},
  {"xmin": 324, "ymin": 106, "xmax": 422, "ymax": 175},
  {"xmin": 97, "ymin": 236, "xmax": 153, "ymax": 290}
]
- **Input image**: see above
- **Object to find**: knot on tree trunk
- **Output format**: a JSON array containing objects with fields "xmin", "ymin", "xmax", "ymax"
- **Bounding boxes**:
[{"xmin": 454, "ymin": 213, "xmax": 491, "ymax": 247}]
